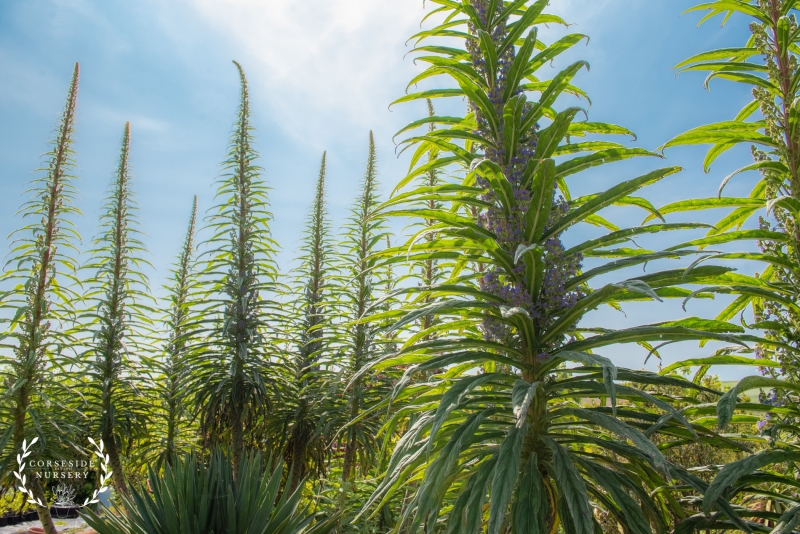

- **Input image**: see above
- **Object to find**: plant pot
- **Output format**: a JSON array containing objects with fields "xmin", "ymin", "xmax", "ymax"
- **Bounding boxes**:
[
  {"xmin": 0, "ymin": 516, "xmax": 8, "ymax": 526},
  {"xmin": 9, "ymin": 514, "xmax": 21, "ymax": 525},
  {"xmin": 50, "ymin": 505, "xmax": 79, "ymax": 519},
  {"xmin": 25, "ymin": 511, "xmax": 38, "ymax": 521},
  {"xmin": 28, "ymin": 527, "xmax": 59, "ymax": 534}
]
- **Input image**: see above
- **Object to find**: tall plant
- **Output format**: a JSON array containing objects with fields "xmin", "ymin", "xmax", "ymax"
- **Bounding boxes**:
[
  {"xmin": 658, "ymin": 1, "xmax": 800, "ymax": 529},
  {"xmin": 141, "ymin": 196, "xmax": 200, "ymax": 468},
  {"xmin": 0, "ymin": 63, "xmax": 82, "ymax": 534},
  {"xmin": 354, "ymin": 2, "xmax": 757, "ymax": 532},
  {"xmin": 333, "ymin": 133, "xmax": 394, "ymax": 490},
  {"xmin": 192, "ymin": 61, "xmax": 282, "ymax": 480},
  {"xmin": 82, "ymin": 122, "xmax": 153, "ymax": 497},
  {"xmin": 272, "ymin": 153, "xmax": 336, "ymax": 493}
]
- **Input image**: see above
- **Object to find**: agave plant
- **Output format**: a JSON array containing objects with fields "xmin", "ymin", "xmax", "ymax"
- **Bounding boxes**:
[
  {"xmin": 0, "ymin": 63, "xmax": 82, "ymax": 534},
  {"xmin": 81, "ymin": 451, "xmax": 338, "ymax": 534},
  {"xmin": 81, "ymin": 121, "xmax": 154, "ymax": 497},
  {"xmin": 349, "ymin": 1, "xmax": 764, "ymax": 532},
  {"xmin": 191, "ymin": 61, "xmax": 282, "ymax": 480},
  {"xmin": 138, "ymin": 196, "xmax": 200, "ymax": 468}
]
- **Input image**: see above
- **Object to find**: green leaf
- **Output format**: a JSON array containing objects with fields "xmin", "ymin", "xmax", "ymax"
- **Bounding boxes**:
[
  {"xmin": 644, "ymin": 197, "xmax": 764, "ymax": 223},
  {"xmin": 513, "ymin": 454, "xmax": 548, "ymax": 534},
  {"xmin": 391, "ymin": 88, "xmax": 466, "ymax": 107},
  {"xmin": 525, "ymin": 158, "xmax": 556, "ymax": 242},
  {"xmin": 555, "ymin": 351, "xmax": 617, "ymax": 413},
  {"xmin": 488, "ymin": 424, "xmax": 526, "ymax": 534},
  {"xmin": 661, "ymin": 120, "xmax": 775, "ymax": 149},
  {"xmin": 545, "ymin": 167, "xmax": 681, "ymax": 238},
  {"xmin": 718, "ymin": 376, "xmax": 800, "ymax": 428},
  {"xmin": 704, "ymin": 449, "xmax": 800, "ymax": 515},
  {"xmin": 522, "ymin": 63, "xmax": 589, "ymax": 133},
  {"xmin": 544, "ymin": 438, "xmax": 593, "ymax": 534},
  {"xmin": 662, "ymin": 355, "xmax": 780, "ymax": 375}
]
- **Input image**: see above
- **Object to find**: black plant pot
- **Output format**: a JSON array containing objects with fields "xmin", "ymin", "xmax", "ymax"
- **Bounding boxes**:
[
  {"xmin": 25, "ymin": 511, "xmax": 38, "ymax": 521},
  {"xmin": 50, "ymin": 505, "xmax": 79, "ymax": 519},
  {"xmin": 9, "ymin": 514, "xmax": 21, "ymax": 525},
  {"xmin": 0, "ymin": 516, "xmax": 8, "ymax": 526}
]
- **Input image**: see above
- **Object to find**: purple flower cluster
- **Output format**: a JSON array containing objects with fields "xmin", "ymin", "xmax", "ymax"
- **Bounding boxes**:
[{"xmin": 465, "ymin": 1, "xmax": 585, "ymax": 352}]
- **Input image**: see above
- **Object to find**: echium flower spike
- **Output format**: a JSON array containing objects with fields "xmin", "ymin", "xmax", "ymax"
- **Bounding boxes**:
[
  {"xmin": 283, "ymin": 152, "xmax": 332, "ymax": 493},
  {"xmin": 465, "ymin": 0, "xmax": 583, "ymax": 351},
  {"xmin": 159, "ymin": 195, "xmax": 199, "ymax": 467},
  {"xmin": 192, "ymin": 61, "xmax": 279, "ymax": 485},
  {"xmin": 84, "ymin": 121, "xmax": 153, "ymax": 499},
  {"xmin": 1, "ymin": 62, "xmax": 81, "ymax": 534}
]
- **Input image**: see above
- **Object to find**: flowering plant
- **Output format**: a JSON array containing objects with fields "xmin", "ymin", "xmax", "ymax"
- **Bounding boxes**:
[{"xmin": 351, "ymin": 1, "xmax": 757, "ymax": 532}]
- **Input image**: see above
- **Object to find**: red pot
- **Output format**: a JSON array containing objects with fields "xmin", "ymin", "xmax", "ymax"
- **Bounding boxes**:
[{"xmin": 27, "ymin": 527, "xmax": 59, "ymax": 534}]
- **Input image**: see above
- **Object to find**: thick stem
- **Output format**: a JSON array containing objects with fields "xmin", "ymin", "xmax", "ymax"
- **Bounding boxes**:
[
  {"xmin": 232, "ymin": 411, "xmax": 244, "ymax": 486},
  {"xmin": 103, "ymin": 429, "xmax": 129, "ymax": 497},
  {"xmin": 288, "ymin": 433, "xmax": 307, "ymax": 494},
  {"xmin": 341, "ymin": 393, "xmax": 361, "ymax": 487},
  {"xmin": 32, "ymin": 478, "xmax": 59, "ymax": 534}
]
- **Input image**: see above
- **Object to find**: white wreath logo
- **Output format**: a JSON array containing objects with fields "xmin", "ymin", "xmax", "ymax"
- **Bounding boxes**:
[{"xmin": 13, "ymin": 437, "xmax": 112, "ymax": 508}]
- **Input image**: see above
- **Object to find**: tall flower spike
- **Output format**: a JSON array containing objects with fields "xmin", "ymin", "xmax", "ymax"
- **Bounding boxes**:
[
  {"xmin": 153, "ymin": 195, "xmax": 199, "ymax": 468},
  {"xmin": 0, "ymin": 62, "xmax": 82, "ymax": 534},
  {"xmin": 191, "ymin": 61, "xmax": 280, "ymax": 484},
  {"xmin": 83, "ymin": 122, "xmax": 153, "ymax": 498}
]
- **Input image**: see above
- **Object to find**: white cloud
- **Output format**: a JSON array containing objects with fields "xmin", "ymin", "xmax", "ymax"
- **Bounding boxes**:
[{"xmin": 187, "ymin": 0, "xmax": 425, "ymax": 141}]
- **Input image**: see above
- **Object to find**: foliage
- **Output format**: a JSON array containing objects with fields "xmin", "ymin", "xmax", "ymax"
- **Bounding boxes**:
[
  {"xmin": 0, "ymin": 63, "xmax": 83, "ymax": 534},
  {"xmin": 660, "ymin": 1, "xmax": 800, "ymax": 530},
  {"xmin": 9, "ymin": 4, "xmax": 800, "ymax": 534},
  {"xmin": 190, "ymin": 61, "xmax": 282, "ymax": 480},
  {"xmin": 351, "ymin": 1, "xmax": 757, "ymax": 533},
  {"xmin": 81, "ymin": 121, "xmax": 154, "ymax": 497},
  {"xmin": 81, "ymin": 451, "xmax": 338, "ymax": 534}
]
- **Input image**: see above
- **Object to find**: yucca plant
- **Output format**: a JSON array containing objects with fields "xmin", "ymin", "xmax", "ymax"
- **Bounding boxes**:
[
  {"xmin": 350, "ymin": 2, "xmax": 761, "ymax": 532},
  {"xmin": 81, "ymin": 121, "xmax": 154, "ymax": 497},
  {"xmin": 656, "ymin": 1, "xmax": 800, "ymax": 529},
  {"xmin": 191, "ymin": 61, "xmax": 282, "ymax": 480},
  {"xmin": 81, "ymin": 451, "xmax": 337, "ymax": 534},
  {"xmin": 0, "ymin": 63, "xmax": 82, "ymax": 534},
  {"xmin": 138, "ymin": 196, "xmax": 200, "ymax": 469},
  {"xmin": 270, "ymin": 153, "xmax": 337, "ymax": 493}
]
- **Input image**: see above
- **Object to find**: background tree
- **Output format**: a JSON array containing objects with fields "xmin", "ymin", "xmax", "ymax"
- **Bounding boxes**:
[
  {"xmin": 331, "ymin": 133, "xmax": 396, "ymax": 493},
  {"xmin": 270, "ymin": 153, "xmax": 337, "ymax": 493}
]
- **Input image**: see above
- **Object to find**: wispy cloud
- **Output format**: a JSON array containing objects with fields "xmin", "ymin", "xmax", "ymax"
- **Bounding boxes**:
[{"xmin": 187, "ymin": 0, "xmax": 425, "ymax": 141}]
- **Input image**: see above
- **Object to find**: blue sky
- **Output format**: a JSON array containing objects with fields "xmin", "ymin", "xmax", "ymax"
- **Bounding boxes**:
[{"xmin": 0, "ymin": 1, "xmax": 759, "ymax": 377}]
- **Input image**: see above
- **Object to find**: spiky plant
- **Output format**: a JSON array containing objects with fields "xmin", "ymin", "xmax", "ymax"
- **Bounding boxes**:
[
  {"xmin": 82, "ymin": 451, "xmax": 338, "ymax": 534},
  {"xmin": 350, "ymin": 2, "xmax": 762, "ymax": 532},
  {"xmin": 82, "ymin": 122, "xmax": 153, "ymax": 497},
  {"xmin": 191, "ymin": 61, "xmax": 282, "ymax": 481},
  {"xmin": 0, "ymin": 63, "xmax": 82, "ymax": 534},
  {"xmin": 270, "ymin": 153, "xmax": 337, "ymax": 493},
  {"xmin": 139, "ymin": 196, "xmax": 200, "ymax": 468}
]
